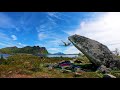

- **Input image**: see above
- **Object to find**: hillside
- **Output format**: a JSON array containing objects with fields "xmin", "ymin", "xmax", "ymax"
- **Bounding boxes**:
[{"xmin": 0, "ymin": 46, "xmax": 48, "ymax": 55}]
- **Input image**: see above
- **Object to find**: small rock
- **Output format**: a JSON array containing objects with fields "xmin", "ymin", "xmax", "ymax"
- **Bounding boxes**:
[
  {"xmin": 53, "ymin": 63, "xmax": 59, "ymax": 68},
  {"xmin": 61, "ymin": 69, "xmax": 71, "ymax": 73},
  {"xmin": 74, "ymin": 67, "xmax": 82, "ymax": 72},
  {"xmin": 64, "ymin": 66, "xmax": 73, "ymax": 70},
  {"xmin": 70, "ymin": 60, "xmax": 74, "ymax": 63},
  {"xmin": 103, "ymin": 74, "xmax": 116, "ymax": 78},
  {"xmin": 48, "ymin": 65, "xmax": 53, "ymax": 70},
  {"xmin": 74, "ymin": 72, "xmax": 82, "ymax": 77},
  {"xmin": 8, "ymin": 71, "xmax": 12, "ymax": 74}
]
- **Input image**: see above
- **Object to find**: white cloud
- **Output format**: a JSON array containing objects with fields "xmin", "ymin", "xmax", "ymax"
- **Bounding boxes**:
[
  {"xmin": 66, "ymin": 12, "xmax": 120, "ymax": 52},
  {"xmin": 18, "ymin": 43, "xmax": 22, "ymax": 45},
  {"xmin": 17, "ymin": 42, "xmax": 26, "ymax": 47},
  {"xmin": 47, "ymin": 12, "xmax": 66, "ymax": 25},
  {"xmin": 15, "ymin": 27, "xmax": 20, "ymax": 32},
  {"xmin": 38, "ymin": 33, "xmax": 46, "ymax": 40},
  {"xmin": 47, "ymin": 12, "xmax": 60, "ymax": 19},
  {"xmin": 49, "ymin": 39, "xmax": 62, "ymax": 46},
  {"xmin": 0, "ymin": 32, "xmax": 10, "ymax": 40},
  {"xmin": 11, "ymin": 35, "xmax": 17, "ymax": 40},
  {"xmin": 64, "ymin": 46, "xmax": 80, "ymax": 54},
  {"xmin": 36, "ymin": 24, "xmax": 46, "ymax": 33},
  {"xmin": 0, "ymin": 13, "xmax": 14, "ymax": 28},
  {"xmin": 0, "ymin": 42, "xmax": 8, "ymax": 46},
  {"xmin": 0, "ymin": 41, "xmax": 18, "ymax": 48},
  {"xmin": 0, "ymin": 13, "xmax": 21, "ymax": 32},
  {"xmin": 36, "ymin": 12, "xmax": 69, "ymax": 43},
  {"xmin": 0, "ymin": 32, "xmax": 17, "ymax": 48},
  {"xmin": 0, "ymin": 32, "xmax": 22, "ymax": 48},
  {"xmin": 47, "ymin": 16, "xmax": 57, "ymax": 25},
  {"xmin": 48, "ymin": 48, "xmax": 61, "ymax": 53},
  {"xmin": 48, "ymin": 48, "xmax": 59, "ymax": 51}
]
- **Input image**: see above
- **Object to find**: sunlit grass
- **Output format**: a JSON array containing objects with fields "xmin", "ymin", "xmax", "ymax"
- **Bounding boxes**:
[{"xmin": 0, "ymin": 54, "xmax": 119, "ymax": 78}]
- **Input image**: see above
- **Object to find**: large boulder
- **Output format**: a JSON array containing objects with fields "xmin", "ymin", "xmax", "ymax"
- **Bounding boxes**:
[{"xmin": 68, "ymin": 34, "xmax": 120, "ymax": 69}]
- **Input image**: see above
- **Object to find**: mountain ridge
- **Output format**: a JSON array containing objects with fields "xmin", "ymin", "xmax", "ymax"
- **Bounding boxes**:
[{"xmin": 0, "ymin": 46, "xmax": 48, "ymax": 55}]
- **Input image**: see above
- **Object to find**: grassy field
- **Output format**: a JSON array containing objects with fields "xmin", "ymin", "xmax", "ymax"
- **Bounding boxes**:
[{"xmin": 0, "ymin": 54, "xmax": 119, "ymax": 78}]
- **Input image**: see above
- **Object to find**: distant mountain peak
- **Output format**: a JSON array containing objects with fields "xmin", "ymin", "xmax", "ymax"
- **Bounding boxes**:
[{"xmin": 54, "ymin": 52, "xmax": 65, "ymax": 55}]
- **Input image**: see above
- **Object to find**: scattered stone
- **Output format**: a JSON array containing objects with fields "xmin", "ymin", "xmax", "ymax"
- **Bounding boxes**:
[
  {"xmin": 61, "ymin": 69, "xmax": 72, "ymax": 73},
  {"xmin": 63, "ymin": 66, "xmax": 73, "ymax": 70},
  {"xmin": 68, "ymin": 34, "xmax": 120, "ymax": 69},
  {"xmin": 75, "ymin": 67, "xmax": 85, "ymax": 73},
  {"xmin": 8, "ymin": 71, "xmax": 12, "ymax": 74},
  {"xmin": 48, "ymin": 65, "xmax": 54, "ymax": 70},
  {"xmin": 73, "ymin": 65, "xmax": 81, "ymax": 71},
  {"xmin": 103, "ymin": 74, "xmax": 116, "ymax": 78},
  {"xmin": 76, "ymin": 68, "xmax": 81, "ymax": 72},
  {"xmin": 97, "ymin": 65, "xmax": 111, "ymax": 74},
  {"xmin": 70, "ymin": 60, "xmax": 74, "ymax": 64},
  {"xmin": 53, "ymin": 63, "xmax": 59, "ymax": 68},
  {"xmin": 74, "ymin": 72, "xmax": 82, "ymax": 77},
  {"xmin": 74, "ymin": 67, "xmax": 81, "ymax": 71}
]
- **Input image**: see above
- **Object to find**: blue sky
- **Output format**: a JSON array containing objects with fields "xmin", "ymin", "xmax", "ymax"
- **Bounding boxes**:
[{"xmin": 0, "ymin": 12, "xmax": 120, "ymax": 54}]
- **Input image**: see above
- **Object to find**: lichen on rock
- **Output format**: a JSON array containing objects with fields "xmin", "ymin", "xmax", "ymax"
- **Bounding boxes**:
[{"xmin": 68, "ymin": 34, "xmax": 120, "ymax": 69}]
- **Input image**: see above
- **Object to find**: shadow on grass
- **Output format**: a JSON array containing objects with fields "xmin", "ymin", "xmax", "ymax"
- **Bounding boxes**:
[{"xmin": 74, "ymin": 63, "xmax": 99, "ymax": 72}]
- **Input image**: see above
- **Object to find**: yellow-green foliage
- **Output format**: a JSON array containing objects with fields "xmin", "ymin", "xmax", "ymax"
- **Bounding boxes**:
[
  {"xmin": 77, "ymin": 55, "xmax": 90, "ymax": 64},
  {"xmin": 0, "ymin": 54, "xmax": 106, "ymax": 78},
  {"xmin": 110, "ymin": 70, "xmax": 120, "ymax": 78},
  {"xmin": 0, "ymin": 54, "xmax": 74, "ymax": 78},
  {"xmin": 0, "ymin": 65, "xmax": 23, "ymax": 77},
  {"xmin": 117, "ymin": 56, "xmax": 120, "ymax": 59}
]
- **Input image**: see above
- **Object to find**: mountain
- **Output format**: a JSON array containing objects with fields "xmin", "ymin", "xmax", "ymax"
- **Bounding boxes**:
[
  {"xmin": 53, "ymin": 52, "xmax": 65, "ymax": 55},
  {"xmin": 0, "ymin": 46, "xmax": 48, "ymax": 54}
]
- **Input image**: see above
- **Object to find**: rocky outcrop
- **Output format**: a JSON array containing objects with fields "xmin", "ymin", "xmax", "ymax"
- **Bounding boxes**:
[
  {"xmin": 0, "ymin": 46, "xmax": 48, "ymax": 55},
  {"xmin": 68, "ymin": 34, "xmax": 120, "ymax": 69}
]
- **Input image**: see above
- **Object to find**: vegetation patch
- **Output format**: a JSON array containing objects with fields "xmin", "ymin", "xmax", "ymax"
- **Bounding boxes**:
[{"xmin": 0, "ymin": 53, "xmax": 120, "ymax": 78}]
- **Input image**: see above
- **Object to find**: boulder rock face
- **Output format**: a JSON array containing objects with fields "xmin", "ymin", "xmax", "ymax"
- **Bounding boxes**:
[{"xmin": 68, "ymin": 34, "xmax": 120, "ymax": 69}]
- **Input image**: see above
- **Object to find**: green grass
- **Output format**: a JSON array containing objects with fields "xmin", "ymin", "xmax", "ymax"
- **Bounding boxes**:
[
  {"xmin": 0, "ymin": 54, "xmax": 119, "ymax": 78},
  {"xmin": 0, "ymin": 54, "xmax": 75, "ymax": 78}
]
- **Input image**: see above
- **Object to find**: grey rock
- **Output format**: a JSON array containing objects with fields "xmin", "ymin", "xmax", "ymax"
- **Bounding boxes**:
[
  {"xmin": 70, "ymin": 60, "xmax": 74, "ymax": 63},
  {"xmin": 103, "ymin": 74, "xmax": 116, "ymax": 78},
  {"xmin": 97, "ymin": 65, "xmax": 111, "ymax": 74},
  {"xmin": 68, "ymin": 34, "xmax": 120, "ymax": 69},
  {"xmin": 74, "ymin": 72, "xmax": 82, "ymax": 77},
  {"xmin": 74, "ymin": 67, "xmax": 84, "ymax": 72},
  {"xmin": 61, "ymin": 69, "xmax": 72, "ymax": 73},
  {"xmin": 48, "ymin": 65, "xmax": 54, "ymax": 70},
  {"xmin": 53, "ymin": 63, "xmax": 59, "ymax": 68}
]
